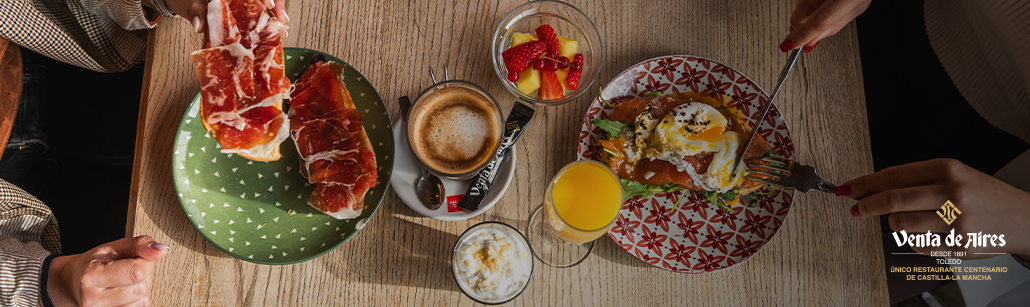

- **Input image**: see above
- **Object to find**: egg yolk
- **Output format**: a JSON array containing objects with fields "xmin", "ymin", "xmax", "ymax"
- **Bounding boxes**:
[{"xmin": 688, "ymin": 124, "xmax": 725, "ymax": 143}]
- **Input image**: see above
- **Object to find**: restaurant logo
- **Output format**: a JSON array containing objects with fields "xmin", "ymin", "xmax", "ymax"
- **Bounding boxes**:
[
  {"xmin": 892, "ymin": 200, "xmax": 1005, "ymax": 249},
  {"xmin": 889, "ymin": 200, "xmax": 1010, "ymax": 282},
  {"xmin": 936, "ymin": 200, "xmax": 961, "ymax": 225}
]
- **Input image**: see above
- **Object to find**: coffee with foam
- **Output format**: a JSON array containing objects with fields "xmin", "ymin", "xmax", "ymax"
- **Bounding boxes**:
[{"xmin": 409, "ymin": 84, "xmax": 502, "ymax": 178}]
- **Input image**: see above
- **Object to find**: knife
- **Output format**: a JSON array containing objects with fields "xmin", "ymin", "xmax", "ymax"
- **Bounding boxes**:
[{"xmin": 730, "ymin": 48, "xmax": 803, "ymax": 176}]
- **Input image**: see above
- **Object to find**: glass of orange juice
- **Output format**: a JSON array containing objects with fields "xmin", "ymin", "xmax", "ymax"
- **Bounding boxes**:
[{"xmin": 527, "ymin": 160, "xmax": 622, "ymax": 267}]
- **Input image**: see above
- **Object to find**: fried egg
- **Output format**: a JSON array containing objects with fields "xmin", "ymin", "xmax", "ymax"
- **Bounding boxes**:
[{"xmin": 626, "ymin": 102, "xmax": 746, "ymax": 192}]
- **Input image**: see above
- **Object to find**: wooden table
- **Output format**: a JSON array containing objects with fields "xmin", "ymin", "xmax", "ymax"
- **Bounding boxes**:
[{"xmin": 130, "ymin": 0, "xmax": 888, "ymax": 305}]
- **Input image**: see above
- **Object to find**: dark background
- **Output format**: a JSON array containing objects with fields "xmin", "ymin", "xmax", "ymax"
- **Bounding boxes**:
[
  {"xmin": 857, "ymin": 0, "xmax": 1028, "ymax": 304},
  {"xmin": 857, "ymin": 1, "xmax": 1027, "ymax": 173},
  {"xmin": 0, "ymin": 0, "xmax": 1026, "ymax": 304},
  {"xmin": 1, "ymin": 51, "xmax": 143, "ymax": 255}
]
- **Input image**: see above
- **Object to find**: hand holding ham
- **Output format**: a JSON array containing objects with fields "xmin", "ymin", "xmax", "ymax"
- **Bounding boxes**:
[
  {"xmin": 839, "ymin": 158, "xmax": 1030, "ymax": 260},
  {"xmin": 46, "ymin": 236, "xmax": 170, "ymax": 307},
  {"xmin": 164, "ymin": 0, "xmax": 288, "ymax": 32}
]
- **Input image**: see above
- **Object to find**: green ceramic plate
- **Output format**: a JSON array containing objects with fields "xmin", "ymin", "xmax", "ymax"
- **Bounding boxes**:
[{"xmin": 172, "ymin": 48, "xmax": 393, "ymax": 265}]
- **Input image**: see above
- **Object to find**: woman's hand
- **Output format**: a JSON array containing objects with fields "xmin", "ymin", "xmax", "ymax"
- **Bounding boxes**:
[
  {"xmin": 780, "ymin": 0, "xmax": 871, "ymax": 52},
  {"xmin": 164, "ymin": 0, "xmax": 289, "ymax": 33},
  {"xmin": 46, "ymin": 236, "xmax": 170, "ymax": 307},
  {"xmin": 838, "ymin": 158, "xmax": 1030, "ymax": 259}
]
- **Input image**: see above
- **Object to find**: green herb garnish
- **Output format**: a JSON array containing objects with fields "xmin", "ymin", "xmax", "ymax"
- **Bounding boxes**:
[
  {"xmin": 702, "ymin": 191, "xmax": 738, "ymax": 214},
  {"xmin": 716, "ymin": 105, "xmax": 735, "ymax": 118},
  {"xmin": 600, "ymin": 88, "xmax": 616, "ymax": 107},
  {"xmin": 602, "ymin": 147, "xmax": 622, "ymax": 158},
  {"xmin": 591, "ymin": 119, "xmax": 628, "ymax": 139},
  {"xmin": 702, "ymin": 191, "xmax": 718, "ymax": 204},
  {"xmin": 644, "ymin": 92, "xmax": 665, "ymax": 97},
  {"xmin": 668, "ymin": 193, "xmax": 689, "ymax": 214},
  {"xmin": 621, "ymin": 180, "xmax": 681, "ymax": 201},
  {"xmin": 764, "ymin": 150, "xmax": 783, "ymax": 158},
  {"xmin": 622, "ymin": 181, "xmax": 739, "ymax": 214},
  {"xmin": 719, "ymin": 190, "xmax": 736, "ymax": 201}
]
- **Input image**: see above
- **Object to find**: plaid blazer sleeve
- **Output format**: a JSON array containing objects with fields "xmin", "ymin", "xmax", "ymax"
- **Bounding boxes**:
[
  {"xmin": 79, "ymin": 0, "xmax": 162, "ymax": 31},
  {"xmin": 0, "ymin": 179, "xmax": 61, "ymax": 307},
  {"xmin": 0, "ymin": 0, "xmax": 159, "ymax": 72}
]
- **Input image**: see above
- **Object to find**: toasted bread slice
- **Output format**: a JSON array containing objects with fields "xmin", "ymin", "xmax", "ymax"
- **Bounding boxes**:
[
  {"xmin": 194, "ymin": 0, "xmax": 289, "ymax": 162},
  {"xmin": 289, "ymin": 56, "xmax": 378, "ymax": 219},
  {"xmin": 199, "ymin": 99, "xmax": 286, "ymax": 162},
  {"xmin": 335, "ymin": 69, "xmax": 377, "ymax": 208}
]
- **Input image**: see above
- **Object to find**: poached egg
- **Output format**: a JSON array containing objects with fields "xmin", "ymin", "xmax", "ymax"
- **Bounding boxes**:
[{"xmin": 626, "ymin": 102, "xmax": 746, "ymax": 192}]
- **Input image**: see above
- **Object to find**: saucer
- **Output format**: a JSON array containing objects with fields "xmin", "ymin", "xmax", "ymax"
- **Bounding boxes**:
[{"xmin": 390, "ymin": 119, "xmax": 516, "ymax": 221}]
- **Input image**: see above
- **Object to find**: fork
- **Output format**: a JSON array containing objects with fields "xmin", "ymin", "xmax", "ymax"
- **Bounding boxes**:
[{"xmin": 744, "ymin": 157, "xmax": 837, "ymax": 193}]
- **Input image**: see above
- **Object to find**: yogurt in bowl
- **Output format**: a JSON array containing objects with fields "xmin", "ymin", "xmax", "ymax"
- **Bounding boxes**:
[{"xmin": 452, "ymin": 222, "xmax": 533, "ymax": 304}]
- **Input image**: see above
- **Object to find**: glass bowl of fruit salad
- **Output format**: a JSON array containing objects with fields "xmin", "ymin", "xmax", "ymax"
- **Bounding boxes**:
[{"xmin": 491, "ymin": 0, "xmax": 602, "ymax": 106}]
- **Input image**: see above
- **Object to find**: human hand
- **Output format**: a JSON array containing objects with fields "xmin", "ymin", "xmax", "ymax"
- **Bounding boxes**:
[
  {"xmin": 164, "ymin": 0, "xmax": 289, "ymax": 33},
  {"xmin": 838, "ymin": 158, "xmax": 1030, "ymax": 259},
  {"xmin": 780, "ymin": 0, "xmax": 871, "ymax": 53},
  {"xmin": 46, "ymin": 236, "xmax": 170, "ymax": 307}
]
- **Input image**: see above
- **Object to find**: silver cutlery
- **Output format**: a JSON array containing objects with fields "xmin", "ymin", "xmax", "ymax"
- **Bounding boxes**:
[
  {"xmin": 399, "ymin": 95, "xmax": 445, "ymax": 210},
  {"xmin": 745, "ymin": 156, "xmax": 837, "ymax": 194},
  {"xmin": 731, "ymin": 48, "xmax": 803, "ymax": 175}
]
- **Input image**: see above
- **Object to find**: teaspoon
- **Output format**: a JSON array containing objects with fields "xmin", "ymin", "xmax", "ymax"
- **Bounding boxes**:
[{"xmin": 399, "ymin": 96, "xmax": 445, "ymax": 210}]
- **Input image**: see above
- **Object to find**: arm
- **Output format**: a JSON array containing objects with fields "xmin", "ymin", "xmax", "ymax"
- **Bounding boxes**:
[
  {"xmin": 0, "ymin": 239, "xmax": 53, "ymax": 307},
  {"xmin": 77, "ymin": 0, "xmax": 165, "ymax": 30},
  {"xmin": 780, "ymin": 0, "xmax": 872, "ymax": 53},
  {"xmin": 0, "ymin": 180, "xmax": 170, "ymax": 306},
  {"xmin": 0, "ymin": 179, "xmax": 61, "ymax": 306},
  {"xmin": 84, "ymin": 0, "xmax": 291, "ymax": 33},
  {"xmin": 46, "ymin": 236, "xmax": 169, "ymax": 307},
  {"xmin": 839, "ymin": 158, "xmax": 1030, "ymax": 261}
]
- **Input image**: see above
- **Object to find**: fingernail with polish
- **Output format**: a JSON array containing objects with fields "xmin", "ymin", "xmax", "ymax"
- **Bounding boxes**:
[
  {"xmin": 834, "ymin": 184, "xmax": 850, "ymax": 196},
  {"xmin": 283, "ymin": 11, "xmax": 290, "ymax": 22},
  {"xmin": 151, "ymin": 242, "xmax": 170, "ymax": 250},
  {"xmin": 850, "ymin": 204, "xmax": 861, "ymax": 217},
  {"xmin": 779, "ymin": 39, "xmax": 794, "ymax": 52},
  {"xmin": 193, "ymin": 16, "xmax": 202, "ymax": 33},
  {"xmin": 804, "ymin": 40, "xmax": 820, "ymax": 53}
]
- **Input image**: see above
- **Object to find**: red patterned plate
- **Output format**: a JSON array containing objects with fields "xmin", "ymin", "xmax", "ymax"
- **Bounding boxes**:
[{"xmin": 577, "ymin": 55, "xmax": 796, "ymax": 273}]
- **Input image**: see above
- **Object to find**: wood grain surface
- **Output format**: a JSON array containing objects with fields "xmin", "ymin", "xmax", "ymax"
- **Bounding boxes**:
[
  {"xmin": 130, "ymin": 0, "xmax": 888, "ymax": 305},
  {"xmin": 0, "ymin": 38, "xmax": 22, "ymax": 158}
]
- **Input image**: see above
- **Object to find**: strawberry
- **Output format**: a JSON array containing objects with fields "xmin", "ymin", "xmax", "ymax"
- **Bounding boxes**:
[
  {"xmin": 535, "ymin": 25, "xmax": 561, "ymax": 58},
  {"xmin": 502, "ymin": 41, "xmax": 547, "ymax": 77},
  {"xmin": 539, "ymin": 70, "xmax": 564, "ymax": 100}
]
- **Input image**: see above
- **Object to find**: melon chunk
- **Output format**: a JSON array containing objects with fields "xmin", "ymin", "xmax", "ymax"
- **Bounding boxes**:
[
  {"xmin": 516, "ymin": 67, "xmax": 541, "ymax": 94},
  {"xmin": 557, "ymin": 35, "xmax": 578, "ymax": 59},
  {"xmin": 511, "ymin": 32, "xmax": 539, "ymax": 48},
  {"xmin": 555, "ymin": 68, "xmax": 570, "ymax": 91}
]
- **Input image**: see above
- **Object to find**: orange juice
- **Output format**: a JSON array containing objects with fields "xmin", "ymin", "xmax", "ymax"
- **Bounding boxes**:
[{"xmin": 545, "ymin": 160, "xmax": 623, "ymax": 243}]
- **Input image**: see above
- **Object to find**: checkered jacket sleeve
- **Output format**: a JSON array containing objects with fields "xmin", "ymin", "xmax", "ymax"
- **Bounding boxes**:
[
  {"xmin": 0, "ymin": 0, "xmax": 173, "ymax": 73},
  {"xmin": 80, "ymin": 0, "xmax": 163, "ymax": 31},
  {"xmin": 0, "ymin": 179, "xmax": 61, "ymax": 307}
]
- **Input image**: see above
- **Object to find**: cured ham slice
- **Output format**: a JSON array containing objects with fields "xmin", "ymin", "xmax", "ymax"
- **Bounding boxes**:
[
  {"xmin": 288, "ymin": 55, "xmax": 377, "ymax": 219},
  {"xmin": 191, "ymin": 0, "xmax": 290, "ymax": 161}
]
